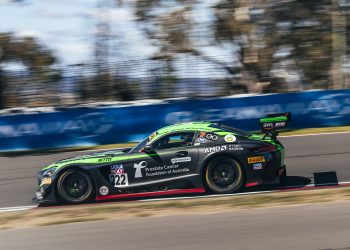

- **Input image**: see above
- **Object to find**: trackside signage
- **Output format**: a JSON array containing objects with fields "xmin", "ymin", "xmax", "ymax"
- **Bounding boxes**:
[{"xmin": 0, "ymin": 90, "xmax": 349, "ymax": 151}]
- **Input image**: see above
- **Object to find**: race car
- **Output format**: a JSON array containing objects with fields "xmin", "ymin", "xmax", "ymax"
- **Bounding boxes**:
[{"xmin": 33, "ymin": 113, "xmax": 290, "ymax": 204}]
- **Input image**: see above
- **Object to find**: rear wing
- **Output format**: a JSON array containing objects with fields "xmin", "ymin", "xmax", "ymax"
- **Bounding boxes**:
[{"xmin": 259, "ymin": 113, "xmax": 291, "ymax": 138}]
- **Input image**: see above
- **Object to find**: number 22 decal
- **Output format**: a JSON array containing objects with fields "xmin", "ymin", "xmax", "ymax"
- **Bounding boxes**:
[{"xmin": 110, "ymin": 174, "xmax": 129, "ymax": 187}]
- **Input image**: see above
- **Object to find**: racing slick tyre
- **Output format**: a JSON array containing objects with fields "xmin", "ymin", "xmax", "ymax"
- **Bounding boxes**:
[
  {"xmin": 56, "ymin": 169, "xmax": 94, "ymax": 204},
  {"xmin": 204, "ymin": 156, "xmax": 244, "ymax": 194}
]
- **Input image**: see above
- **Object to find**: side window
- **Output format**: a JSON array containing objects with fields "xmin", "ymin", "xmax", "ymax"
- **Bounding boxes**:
[{"xmin": 153, "ymin": 132, "xmax": 195, "ymax": 150}]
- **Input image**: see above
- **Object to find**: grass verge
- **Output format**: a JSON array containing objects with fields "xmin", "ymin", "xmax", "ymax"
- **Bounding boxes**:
[{"xmin": 2, "ymin": 186, "xmax": 350, "ymax": 230}]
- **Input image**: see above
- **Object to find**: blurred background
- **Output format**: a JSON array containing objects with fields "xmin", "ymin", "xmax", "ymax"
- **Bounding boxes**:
[
  {"xmin": 0, "ymin": 0, "xmax": 350, "ymax": 151},
  {"xmin": 1, "ymin": 0, "xmax": 350, "ymax": 108}
]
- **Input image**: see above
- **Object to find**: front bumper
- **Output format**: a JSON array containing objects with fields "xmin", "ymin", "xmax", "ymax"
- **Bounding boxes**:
[{"xmin": 33, "ymin": 182, "xmax": 57, "ymax": 204}]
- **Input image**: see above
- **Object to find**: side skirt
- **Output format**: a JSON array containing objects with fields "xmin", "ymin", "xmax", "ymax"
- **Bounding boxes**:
[{"xmin": 96, "ymin": 188, "xmax": 206, "ymax": 201}]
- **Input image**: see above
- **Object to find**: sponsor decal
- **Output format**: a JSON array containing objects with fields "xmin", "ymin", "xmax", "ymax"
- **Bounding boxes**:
[
  {"xmin": 111, "ymin": 164, "xmax": 124, "ymax": 174},
  {"xmin": 230, "ymin": 144, "xmax": 244, "ymax": 151},
  {"xmin": 247, "ymin": 156, "xmax": 265, "ymax": 164},
  {"xmin": 206, "ymin": 134, "xmax": 218, "ymax": 141},
  {"xmin": 98, "ymin": 158, "xmax": 112, "ymax": 163},
  {"xmin": 144, "ymin": 164, "xmax": 189, "ymax": 177},
  {"xmin": 253, "ymin": 163, "xmax": 263, "ymax": 170},
  {"xmin": 41, "ymin": 178, "xmax": 52, "ymax": 185},
  {"xmin": 134, "ymin": 161, "xmax": 147, "ymax": 178},
  {"xmin": 204, "ymin": 144, "xmax": 243, "ymax": 153},
  {"xmin": 110, "ymin": 164, "xmax": 128, "ymax": 187},
  {"xmin": 171, "ymin": 157, "xmax": 191, "ymax": 164},
  {"xmin": 224, "ymin": 134, "xmax": 236, "ymax": 143},
  {"xmin": 274, "ymin": 122, "xmax": 286, "ymax": 128},
  {"xmin": 99, "ymin": 186, "xmax": 109, "ymax": 195},
  {"xmin": 149, "ymin": 131, "xmax": 158, "ymax": 141},
  {"xmin": 263, "ymin": 123, "xmax": 274, "ymax": 130},
  {"xmin": 198, "ymin": 138, "xmax": 207, "ymax": 143}
]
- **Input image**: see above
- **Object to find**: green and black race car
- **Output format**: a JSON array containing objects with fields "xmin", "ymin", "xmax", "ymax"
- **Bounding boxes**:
[{"xmin": 33, "ymin": 113, "xmax": 290, "ymax": 204}]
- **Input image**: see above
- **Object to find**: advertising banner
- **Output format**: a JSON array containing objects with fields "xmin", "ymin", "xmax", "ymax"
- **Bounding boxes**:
[{"xmin": 0, "ymin": 89, "xmax": 349, "ymax": 151}]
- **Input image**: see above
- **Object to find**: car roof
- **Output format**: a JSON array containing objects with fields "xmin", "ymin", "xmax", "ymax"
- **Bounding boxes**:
[
  {"xmin": 158, "ymin": 121, "xmax": 215, "ymax": 132},
  {"xmin": 152, "ymin": 122, "xmax": 222, "ymax": 139}
]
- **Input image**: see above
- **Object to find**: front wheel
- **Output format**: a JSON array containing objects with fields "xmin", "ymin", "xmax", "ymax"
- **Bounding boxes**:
[
  {"xmin": 56, "ymin": 169, "xmax": 94, "ymax": 204},
  {"xmin": 204, "ymin": 157, "xmax": 244, "ymax": 194}
]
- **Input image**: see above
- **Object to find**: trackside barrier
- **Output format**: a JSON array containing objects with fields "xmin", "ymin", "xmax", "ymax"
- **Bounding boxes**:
[{"xmin": 0, "ymin": 89, "xmax": 349, "ymax": 152}]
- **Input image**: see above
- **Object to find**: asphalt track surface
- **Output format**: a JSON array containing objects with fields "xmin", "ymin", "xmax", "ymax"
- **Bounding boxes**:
[
  {"xmin": 0, "ymin": 132, "xmax": 350, "ymax": 208},
  {"xmin": 1, "ymin": 201, "xmax": 350, "ymax": 250}
]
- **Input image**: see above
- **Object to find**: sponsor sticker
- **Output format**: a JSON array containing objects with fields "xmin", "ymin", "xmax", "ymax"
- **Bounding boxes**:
[
  {"xmin": 133, "ymin": 161, "xmax": 191, "ymax": 178},
  {"xmin": 111, "ymin": 164, "xmax": 124, "ymax": 174},
  {"xmin": 99, "ymin": 186, "xmax": 109, "ymax": 195},
  {"xmin": 41, "ymin": 178, "xmax": 52, "ymax": 185},
  {"xmin": 224, "ymin": 134, "xmax": 236, "ymax": 143},
  {"xmin": 98, "ymin": 158, "xmax": 112, "ymax": 163},
  {"xmin": 171, "ymin": 157, "xmax": 191, "ymax": 164},
  {"xmin": 204, "ymin": 144, "xmax": 243, "ymax": 153},
  {"xmin": 145, "ymin": 164, "xmax": 189, "ymax": 177},
  {"xmin": 206, "ymin": 134, "xmax": 218, "ymax": 141},
  {"xmin": 274, "ymin": 122, "xmax": 286, "ymax": 128},
  {"xmin": 248, "ymin": 156, "xmax": 265, "ymax": 164},
  {"xmin": 198, "ymin": 138, "xmax": 207, "ymax": 143},
  {"xmin": 263, "ymin": 123, "xmax": 274, "ymax": 130},
  {"xmin": 134, "ymin": 161, "xmax": 147, "ymax": 178},
  {"xmin": 253, "ymin": 163, "xmax": 263, "ymax": 170},
  {"xmin": 149, "ymin": 131, "xmax": 158, "ymax": 140},
  {"xmin": 110, "ymin": 164, "xmax": 128, "ymax": 187}
]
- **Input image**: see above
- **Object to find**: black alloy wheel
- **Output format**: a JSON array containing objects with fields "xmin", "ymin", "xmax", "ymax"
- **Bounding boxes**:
[
  {"xmin": 57, "ymin": 169, "xmax": 93, "ymax": 204},
  {"xmin": 204, "ymin": 157, "xmax": 244, "ymax": 194}
]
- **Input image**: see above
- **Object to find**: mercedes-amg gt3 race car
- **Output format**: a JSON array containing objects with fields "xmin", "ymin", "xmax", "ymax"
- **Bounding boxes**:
[{"xmin": 33, "ymin": 113, "xmax": 290, "ymax": 204}]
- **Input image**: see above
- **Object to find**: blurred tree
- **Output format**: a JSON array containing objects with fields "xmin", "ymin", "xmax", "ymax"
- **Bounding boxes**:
[
  {"xmin": 213, "ymin": 0, "xmax": 332, "ymax": 92},
  {"xmin": 134, "ymin": 0, "xmax": 197, "ymax": 98},
  {"xmin": 0, "ymin": 33, "xmax": 58, "ymax": 108}
]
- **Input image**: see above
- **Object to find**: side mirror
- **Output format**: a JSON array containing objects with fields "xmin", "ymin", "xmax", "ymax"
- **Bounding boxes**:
[{"xmin": 143, "ymin": 145, "xmax": 154, "ymax": 153}]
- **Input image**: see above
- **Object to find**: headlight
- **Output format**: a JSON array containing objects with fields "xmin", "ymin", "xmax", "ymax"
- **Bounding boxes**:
[
  {"xmin": 42, "ymin": 167, "xmax": 57, "ymax": 178},
  {"xmin": 39, "ymin": 167, "xmax": 57, "ymax": 185}
]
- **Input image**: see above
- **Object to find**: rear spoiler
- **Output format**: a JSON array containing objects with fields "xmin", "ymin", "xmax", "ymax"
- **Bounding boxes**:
[{"xmin": 259, "ymin": 113, "xmax": 291, "ymax": 138}]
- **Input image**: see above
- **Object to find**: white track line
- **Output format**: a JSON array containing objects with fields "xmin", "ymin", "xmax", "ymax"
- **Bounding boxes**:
[{"xmin": 0, "ymin": 205, "xmax": 36, "ymax": 213}]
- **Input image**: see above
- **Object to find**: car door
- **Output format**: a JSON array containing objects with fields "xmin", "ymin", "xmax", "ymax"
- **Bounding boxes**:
[{"xmin": 126, "ymin": 132, "xmax": 199, "ymax": 188}]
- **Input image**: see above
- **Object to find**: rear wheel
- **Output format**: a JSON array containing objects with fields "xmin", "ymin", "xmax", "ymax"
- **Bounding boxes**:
[
  {"xmin": 204, "ymin": 157, "xmax": 244, "ymax": 194},
  {"xmin": 56, "ymin": 169, "xmax": 93, "ymax": 204}
]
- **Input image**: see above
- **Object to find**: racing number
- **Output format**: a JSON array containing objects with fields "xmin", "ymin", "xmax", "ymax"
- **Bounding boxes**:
[
  {"xmin": 111, "ymin": 175, "xmax": 126, "ymax": 185},
  {"xmin": 110, "ymin": 174, "xmax": 129, "ymax": 187}
]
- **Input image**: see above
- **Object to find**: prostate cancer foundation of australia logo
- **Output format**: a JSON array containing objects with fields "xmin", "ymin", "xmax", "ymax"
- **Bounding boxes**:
[{"xmin": 134, "ymin": 161, "xmax": 147, "ymax": 178}]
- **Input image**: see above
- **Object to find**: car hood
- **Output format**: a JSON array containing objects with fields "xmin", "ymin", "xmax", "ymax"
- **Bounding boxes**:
[
  {"xmin": 56, "ymin": 148, "xmax": 129, "ymax": 164},
  {"xmin": 41, "ymin": 148, "xmax": 131, "ymax": 171}
]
